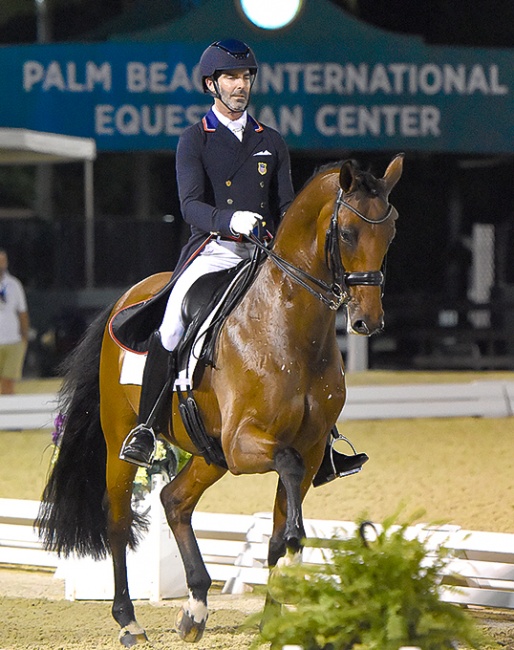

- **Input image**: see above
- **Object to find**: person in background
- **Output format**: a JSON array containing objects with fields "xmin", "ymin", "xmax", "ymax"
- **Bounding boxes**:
[{"xmin": 0, "ymin": 249, "xmax": 30, "ymax": 394}]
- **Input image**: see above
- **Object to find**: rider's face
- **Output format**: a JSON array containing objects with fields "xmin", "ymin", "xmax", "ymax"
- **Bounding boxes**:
[{"xmin": 207, "ymin": 68, "xmax": 252, "ymax": 117}]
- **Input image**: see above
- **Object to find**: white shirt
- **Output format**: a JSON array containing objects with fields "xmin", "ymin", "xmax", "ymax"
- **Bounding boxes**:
[
  {"xmin": 0, "ymin": 272, "xmax": 28, "ymax": 345},
  {"xmin": 212, "ymin": 106, "xmax": 247, "ymax": 142}
]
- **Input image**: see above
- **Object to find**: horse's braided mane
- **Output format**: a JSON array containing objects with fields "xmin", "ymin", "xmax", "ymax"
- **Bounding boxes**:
[{"xmin": 301, "ymin": 159, "xmax": 381, "ymax": 196}]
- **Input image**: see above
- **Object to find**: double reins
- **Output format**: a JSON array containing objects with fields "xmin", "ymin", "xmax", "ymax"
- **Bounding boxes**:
[{"xmin": 247, "ymin": 188, "xmax": 392, "ymax": 311}]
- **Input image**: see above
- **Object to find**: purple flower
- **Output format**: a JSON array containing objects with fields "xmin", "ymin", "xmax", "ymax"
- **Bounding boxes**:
[{"xmin": 51, "ymin": 412, "xmax": 66, "ymax": 445}]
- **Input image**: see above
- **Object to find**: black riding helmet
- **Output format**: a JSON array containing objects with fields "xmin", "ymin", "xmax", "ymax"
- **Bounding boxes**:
[{"xmin": 199, "ymin": 39, "xmax": 258, "ymax": 94}]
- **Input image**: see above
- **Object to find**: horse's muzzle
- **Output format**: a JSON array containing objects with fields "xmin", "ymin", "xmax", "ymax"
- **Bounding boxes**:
[{"xmin": 346, "ymin": 301, "xmax": 385, "ymax": 336}]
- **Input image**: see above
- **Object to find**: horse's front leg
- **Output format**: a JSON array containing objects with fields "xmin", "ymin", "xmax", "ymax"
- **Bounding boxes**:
[
  {"xmin": 263, "ymin": 440, "xmax": 325, "ymax": 626},
  {"xmin": 272, "ymin": 447, "xmax": 306, "ymax": 553},
  {"xmin": 160, "ymin": 454, "xmax": 226, "ymax": 643}
]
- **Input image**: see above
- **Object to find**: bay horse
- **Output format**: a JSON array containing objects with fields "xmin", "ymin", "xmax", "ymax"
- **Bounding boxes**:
[{"xmin": 37, "ymin": 154, "xmax": 403, "ymax": 646}]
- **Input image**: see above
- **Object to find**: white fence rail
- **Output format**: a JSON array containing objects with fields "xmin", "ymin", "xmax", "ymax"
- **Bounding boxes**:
[
  {"xmin": 0, "ymin": 393, "xmax": 57, "ymax": 430},
  {"xmin": 2, "ymin": 495, "xmax": 514, "ymax": 610},
  {"xmin": 340, "ymin": 380, "xmax": 514, "ymax": 420},
  {"xmin": 1, "ymin": 380, "xmax": 513, "ymax": 431}
]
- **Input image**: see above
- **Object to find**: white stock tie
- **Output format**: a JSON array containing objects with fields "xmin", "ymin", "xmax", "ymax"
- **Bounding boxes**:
[{"xmin": 228, "ymin": 122, "xmax": 245, "ymax": 142}]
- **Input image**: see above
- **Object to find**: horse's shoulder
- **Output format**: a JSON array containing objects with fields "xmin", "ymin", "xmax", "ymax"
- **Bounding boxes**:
[{"xmin": 114, "ymin": 272, "xmax": 173, "ymax": 311}]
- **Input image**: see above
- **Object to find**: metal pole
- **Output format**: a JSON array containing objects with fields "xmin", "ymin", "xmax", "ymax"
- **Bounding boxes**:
[
  {"xmin": 35, "ymin": 0, "xmax": 52, "ymax": 43},
  {"xmin": 35, "ymin": 0, "xmax": 54, "ymax": 222},
  {"xmin": 346, "ymin": 334, "xmax": 369, "ymax": 372},
  {"xmin": 84, "ymin": 160, "xmax": 95, "ymax": 288}
]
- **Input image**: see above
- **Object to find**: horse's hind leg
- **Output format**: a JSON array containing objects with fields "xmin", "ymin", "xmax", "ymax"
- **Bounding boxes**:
[
  {"xmin": 100, "ymin": 347, "xmax": 146, "ymax": 646},
  {"xmin": 160, "ymin": 454, "xmax": 226, "ymax": 642},
  {"xmin": 104, "ymin": 454, "xmax": 145, "ymax": 647}
]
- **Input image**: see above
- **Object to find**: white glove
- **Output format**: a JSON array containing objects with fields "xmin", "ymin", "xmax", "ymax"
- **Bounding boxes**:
[{"xmin": 229, "ymin": 211, "xmax": 263, "ymax": 236}]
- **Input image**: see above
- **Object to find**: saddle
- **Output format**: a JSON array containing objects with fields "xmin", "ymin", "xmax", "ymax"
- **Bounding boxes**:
[{"xmin": 110, "ymin": 253, "xmax": 259, "ymax": 357}]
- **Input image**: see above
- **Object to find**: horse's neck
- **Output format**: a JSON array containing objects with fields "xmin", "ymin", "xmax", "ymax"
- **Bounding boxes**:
[
  {"xmin": 234, "ymin": 173, "xmax": 339, "ymax": 337},
  {"xmin": 272, "ymin": 180, "xmax": 333, "ymax": 283},
  {"xmin": 252, "ymin": 182, "xmax": 337, "ymax": 335}
]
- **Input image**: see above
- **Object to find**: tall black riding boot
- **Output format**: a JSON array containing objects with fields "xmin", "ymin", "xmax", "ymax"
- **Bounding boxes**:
[
  {"xmin": 312, "ymin": 427, "xmax": 369, "ymax": 487},
  {"xmin": 119, "ymin": 331, "xmax": 175, "ymax": 468}
]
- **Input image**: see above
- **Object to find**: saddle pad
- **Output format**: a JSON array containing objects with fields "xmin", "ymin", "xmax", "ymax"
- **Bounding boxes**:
[{"xmin": 119, "ymin": 350, "xmax": 146, "ymax": 385}]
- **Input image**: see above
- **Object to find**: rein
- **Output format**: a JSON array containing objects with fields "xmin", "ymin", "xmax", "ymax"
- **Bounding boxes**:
[
  {"xmin": 247, "ymin": 188, "xmax": 392, "ymax": 311},
  {"xmin": 248, "ymin": 233, "xmax": 347, "ymax": 310}
]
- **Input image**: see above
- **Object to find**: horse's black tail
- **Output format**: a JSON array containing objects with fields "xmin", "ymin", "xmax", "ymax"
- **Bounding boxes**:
[{"xmin": 36, "ymin": 304, "xmax": 140, "ymax": 559}]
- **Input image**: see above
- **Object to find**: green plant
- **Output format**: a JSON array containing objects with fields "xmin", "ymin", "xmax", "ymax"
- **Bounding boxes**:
[
  {"xmin": 132, "ymin": 439, "xmax": 189, "ymax": 501},
  {"xmin": 253, "ymin": 513, "xmax": 493, "ymax": 650}
]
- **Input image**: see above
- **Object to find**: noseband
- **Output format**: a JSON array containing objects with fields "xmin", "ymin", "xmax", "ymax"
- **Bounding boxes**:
[{"xmin": 248, "ymin": 188, "xmax": 392, "ymax": 311}]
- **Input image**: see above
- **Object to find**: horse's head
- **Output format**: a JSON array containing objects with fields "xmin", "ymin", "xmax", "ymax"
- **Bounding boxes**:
[{"xmin": 333, "ymin": 154, "xmax": 403, "ymax": 335}]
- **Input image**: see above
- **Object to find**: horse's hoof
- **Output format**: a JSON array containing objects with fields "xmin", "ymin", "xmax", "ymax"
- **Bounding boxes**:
[
  {"xmin": 176, "ymin": 607, "xmax": 207, "ymax": 642},
  {"xmin": 119, "ymin": 624, "xmax": 149, "ymax": 647}
]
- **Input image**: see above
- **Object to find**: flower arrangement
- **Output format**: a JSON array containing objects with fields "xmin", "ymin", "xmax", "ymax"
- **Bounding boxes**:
[
  {"xmin": 132, "ymin": 439, "xmax": 186, "ymax": 502},
  {"xmin": 252, "ymin": 512, "xmax": 493, "ymax": 650}
]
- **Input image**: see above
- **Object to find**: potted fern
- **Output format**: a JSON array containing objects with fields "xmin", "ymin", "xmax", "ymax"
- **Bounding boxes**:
[{"xmin": 253, "ymin": 513, "xmax": 493, "ymax": 650}]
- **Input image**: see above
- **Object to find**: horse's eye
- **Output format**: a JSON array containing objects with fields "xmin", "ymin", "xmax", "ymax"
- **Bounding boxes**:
[{"xmin": 340, "ymin": 229, "xmax": 354, "ymax": 245}]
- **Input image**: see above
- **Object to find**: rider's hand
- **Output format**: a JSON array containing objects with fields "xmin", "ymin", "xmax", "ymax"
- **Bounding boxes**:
[{"xmin": 229, "ymin": 211, "xmax": 263, "ymax": 236}]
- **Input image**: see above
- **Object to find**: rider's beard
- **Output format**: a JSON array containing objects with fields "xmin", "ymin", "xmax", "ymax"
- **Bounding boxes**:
[{"xmin": 220, "ymin": 89, "xmax": 249, "ymax": 114}]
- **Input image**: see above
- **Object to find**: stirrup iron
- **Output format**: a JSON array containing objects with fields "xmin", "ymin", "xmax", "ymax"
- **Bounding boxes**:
[
  {"xmin": 330, "ymin": 433, "xmax": 365, "ymax": 478},
  {"xmin": 119, "ymin": 424, "xmax": 157, "ymax": 468},
  {"xmin": 313, "ymin": 431, "xmax": 369, "ymax": 487}
]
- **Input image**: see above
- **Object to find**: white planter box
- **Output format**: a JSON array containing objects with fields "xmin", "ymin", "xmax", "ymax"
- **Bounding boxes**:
[{"xmin": 59, "ymin": 478, "xmax": 188, "ymax": 601}]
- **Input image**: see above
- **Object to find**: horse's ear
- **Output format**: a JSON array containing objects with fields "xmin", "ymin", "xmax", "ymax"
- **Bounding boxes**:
[
  {"xmin": 383, "ymin": 153, "xmax": 404, "ymax": 194},
  {"xmin": 339, "ymin": 160, "xmax": 359, "ymax": 194}
]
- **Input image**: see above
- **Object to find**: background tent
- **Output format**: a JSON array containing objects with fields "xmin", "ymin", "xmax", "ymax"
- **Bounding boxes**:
[{"xmin": 0, "ymin": 128, "xmax": 97, "ymax": 287}]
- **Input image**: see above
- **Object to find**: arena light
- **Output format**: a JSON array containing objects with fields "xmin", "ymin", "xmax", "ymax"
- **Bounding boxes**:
[{"xmin": 238, "ymin": 0, "xmax": 303, "ymax": 30}]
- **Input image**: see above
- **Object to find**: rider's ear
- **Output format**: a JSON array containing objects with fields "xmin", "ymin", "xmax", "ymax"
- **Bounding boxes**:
[
  {"xmin": 339, "ymin": 160, "xmax": 359, "ymax": 194},
  {"xmin": 383, "ymin": 153, "xmax": 404, "ymax": 194}
]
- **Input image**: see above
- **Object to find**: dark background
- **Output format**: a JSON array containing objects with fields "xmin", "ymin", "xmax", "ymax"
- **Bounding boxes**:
[{"xmin": 0, "ymin": 0, "xmax": 513, "ymax": 373}]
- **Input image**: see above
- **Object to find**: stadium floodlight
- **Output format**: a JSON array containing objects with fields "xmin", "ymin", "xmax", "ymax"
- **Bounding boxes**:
[{"xmin": 238, "ymin": 0, "xmax": 303, "ymax": 30}]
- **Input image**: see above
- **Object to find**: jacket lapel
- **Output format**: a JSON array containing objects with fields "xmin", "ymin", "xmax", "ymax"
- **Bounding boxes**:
[{"xmin": 203, "ymin": 110, "xmax": 266, "ymax": 179}]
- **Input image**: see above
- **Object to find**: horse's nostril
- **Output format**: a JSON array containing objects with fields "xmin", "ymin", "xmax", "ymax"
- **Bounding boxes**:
[{"xmin": 353, "ymin": 320, "xmax": 370, "ymax": 335}]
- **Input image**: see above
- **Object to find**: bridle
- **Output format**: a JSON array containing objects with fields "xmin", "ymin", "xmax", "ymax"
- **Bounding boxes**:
[
  {"xmin": 247, "ymin": 187, "xmax": 393, "ymax": 311},
  {"xmin": 325, "ymin": 188, "xmax": 392, "ymax": 306}
]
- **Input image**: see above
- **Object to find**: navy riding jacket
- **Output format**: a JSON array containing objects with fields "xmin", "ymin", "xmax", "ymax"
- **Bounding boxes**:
[
  {"xmin": 110, "ymin": 110, "xmax": 295, "ymax": 353},
  {"xmin": 174, "ymin": 108, "xmax": 295, "ymax": 271}
]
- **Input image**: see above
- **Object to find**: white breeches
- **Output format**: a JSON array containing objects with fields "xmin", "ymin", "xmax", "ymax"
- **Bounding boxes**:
[{"xmin": 158, "ymin": 240, "xmax": 253, "ymax": 351}]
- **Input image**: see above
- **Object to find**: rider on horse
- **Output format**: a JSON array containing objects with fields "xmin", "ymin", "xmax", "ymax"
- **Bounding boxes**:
[{"xmin": 119, "ymin": 38, "xmax": 368, "ymax": 485}]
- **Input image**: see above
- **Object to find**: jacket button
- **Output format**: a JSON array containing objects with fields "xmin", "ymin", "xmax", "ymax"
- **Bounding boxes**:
[
  {"xmin": 227, "ymin": 198, "xmax": 233, "ymax": 205},
  {"xmin": 260, "ymin": 202, "xmax": 265, "ymax": 208},
  {"xmin": 226, "ymin": 180, "xmax": 232, "ymax": 187},
  {"xmin": 260, "ymin": 181, "xmax": 264, "ymax": 188}
]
